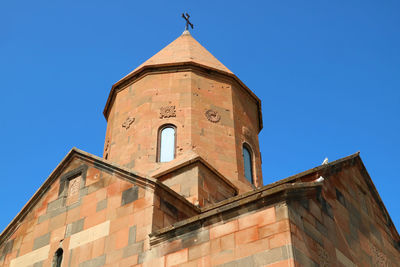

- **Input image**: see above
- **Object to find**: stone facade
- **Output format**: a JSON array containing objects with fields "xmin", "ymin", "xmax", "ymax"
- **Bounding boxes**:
[
  {"xmin": 102, "ymin": 32, "xmax": 263, "ymax": 194},
  {"xmin": 0, "ymin": 31, "xmax": 399, "ymax": 267}
]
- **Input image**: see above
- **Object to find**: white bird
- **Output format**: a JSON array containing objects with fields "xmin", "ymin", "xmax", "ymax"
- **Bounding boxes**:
[
  {"xmin": 316, "ymin": 176, "xmax": 325, "ymax": 182},
  {"xmin": 322, "ymin": 157, "xmax": 329, "ymax": 165}
]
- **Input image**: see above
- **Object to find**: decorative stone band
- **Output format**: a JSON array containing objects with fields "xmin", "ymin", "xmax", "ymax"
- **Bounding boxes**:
[
  {"xmin": 69, "ymin": 220, "xmax": 110, "ymax": 249},
  {"xmin": 10, "ymin": 245, "xmax": 50, "ymax": 267}
]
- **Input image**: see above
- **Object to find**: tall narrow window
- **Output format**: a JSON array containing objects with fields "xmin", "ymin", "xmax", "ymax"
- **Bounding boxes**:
[
  {"xmin": 158, "ymin": 125, "xmax": 176, "ymax": 162},
  {"xmin": 52, "ymin": 248, "xmax": 63, "ymax": 267},
  {"xmin": 243, "ymin": 145, "xmax": 254, "ymax": 184}
]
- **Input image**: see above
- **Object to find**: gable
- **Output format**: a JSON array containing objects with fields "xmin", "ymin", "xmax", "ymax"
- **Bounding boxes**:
[{"xmin": 0, "ymin": 148, "xmax": 198, "ymax": 267}]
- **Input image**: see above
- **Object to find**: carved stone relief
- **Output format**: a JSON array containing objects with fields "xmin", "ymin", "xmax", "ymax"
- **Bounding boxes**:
[
  {"xmin": 205, "ymin": 109, "xmax": 220, "ymax": 123},
  {"xmin": 68, "ymin": 176, "xmax": 81, "ymax": 196},
  {"xmin": 122, "ymin": 117, "xmax": 135, "ymax": 129},
  {"xmin": 370, "ymin": 243, "xmax": 388, "ymax": 267},
  {"xmin": 160, "ymin": 106, "xmax": 176, "ymax": 119},
  {"xmin": 316, "ymin": 244, "xmax": 329, "ymax": 267},
  {"xmin": 242, "ymin": 126, "xmax": 252, "ymax": 139},
  {"xmin": 104, "ymin": 138, "xmax": 110, "ymax": 159}
]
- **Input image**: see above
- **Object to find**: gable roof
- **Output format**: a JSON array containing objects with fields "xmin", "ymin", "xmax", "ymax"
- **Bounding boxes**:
[{"xmin": 0, "ymin": 148, "xmax": 199, "ymax": 245}]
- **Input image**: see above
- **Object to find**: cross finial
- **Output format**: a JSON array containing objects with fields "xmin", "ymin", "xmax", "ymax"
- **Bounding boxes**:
[{"xmin": 182, "ymin": 13, "xmax": 193, "ymax": 31}]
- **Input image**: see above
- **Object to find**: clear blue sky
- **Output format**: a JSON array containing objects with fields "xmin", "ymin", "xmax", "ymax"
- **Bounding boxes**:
[{"xmin": 1, "ymin": 1, "xmax": 399, "ymax": 232}]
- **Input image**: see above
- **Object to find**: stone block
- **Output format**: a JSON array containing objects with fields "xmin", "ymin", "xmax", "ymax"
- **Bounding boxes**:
[
  {"xmin": 79, "ymin": 254, "xmax": 106, "ymax": 267},
  {"xmin": 165, "ymin": 248, "xmax": 188, "ymax": 267},
  {"xmin": 96, "ymin": 199, "xmax": 107, "ymax": 212},
  {"xmin": 10, "ymin": 245, "xmax": 50, "ymax": 267},
  {"xmin": 123, "ymin": 241, "xmax": 144, "ymax": 258},
  {"xmin": 303, "ymin": 220, "xmax": 323, "ymax": 245},
  {"xmin": 47, "ymin": 197, "xmax": 66, "ymax": 212},
  {"xmin": 128, "ymin": 225, "xmax": 137, "ymax": 245},
  {"xmin": 33, "ymin": 233, "xmax": 50, "ymax": 250},
  {"xmin": 121, "ymin": 186, "xmax": 138, "ymax": 206},
  {"xmin": 69, "ymin": 221, "xmax": 110, "ymax": 249},
  {"xmin": 293, "ymin": 247, "xmax": 318, "ymax": 267},
  {"xmin": 210, "ymin": 220, "xmax": 238, "ymax": 239},
  {"xmin": 65, "ymin": 218, "xmax": 85, "ymax": 237},
  {"xmin": 181, "ymin": 229, "xmax": 209, "ymax": 248}
]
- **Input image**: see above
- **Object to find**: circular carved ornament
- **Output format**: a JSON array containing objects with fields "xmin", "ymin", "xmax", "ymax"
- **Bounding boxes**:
[{"xmin": 205, "ymin": 109, "xmax": 221, "ymax": 123}]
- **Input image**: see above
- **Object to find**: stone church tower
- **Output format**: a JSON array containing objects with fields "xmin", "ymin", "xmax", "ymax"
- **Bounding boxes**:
[
  {"xmin": 0, "ymin": 29, "xmax": 399, "ymax": 267},
  {"xmin": 103, "ymin": 30, "xmax": 263, "ymax": 197}
]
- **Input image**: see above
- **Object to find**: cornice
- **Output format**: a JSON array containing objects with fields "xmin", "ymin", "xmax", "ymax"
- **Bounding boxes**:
[{"xmin": 102, "ymin": 62, "xmax": 263, "ymax": 132}]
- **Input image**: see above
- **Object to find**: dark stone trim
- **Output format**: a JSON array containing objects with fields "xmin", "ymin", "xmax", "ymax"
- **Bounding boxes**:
[{"xmin": 58, "ymin": 165, "xmax": 88, "ymax": 197}]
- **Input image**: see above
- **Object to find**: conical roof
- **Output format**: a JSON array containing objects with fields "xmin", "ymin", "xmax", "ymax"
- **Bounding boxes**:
[
  {"xmin": 105, "ymin": 31, "xmax": 262, "ymax": 131},
  {"xmin": 126, "ymin": 30, "xmax": 233, "ymax": 76}
]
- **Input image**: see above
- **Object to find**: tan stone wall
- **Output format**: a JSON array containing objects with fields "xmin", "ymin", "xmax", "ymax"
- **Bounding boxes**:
[
  {"xmin": 105, "ymin": 71, "xmax": 193, "ymax": 174},
  {"xmin": 145, "ymin": 202, "xmax": 295, "ymax": 267},
  {"xmin": 158, "ymin": 162, "xmax": 237, "ymax": 207},
  {"xmin": 0, "ymin": 157, "xmax": 194, "ymax": 267},
  {"xmin": 287, "ymin": 162, "xmax": 400, "ymax": 266},
  {"xmin": 231, "ymin": 81, "xmax": 263, "ymax": 190}
]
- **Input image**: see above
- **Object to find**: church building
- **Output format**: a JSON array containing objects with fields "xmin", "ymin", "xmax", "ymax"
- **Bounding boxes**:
[{"xmin": 0, "ymin": 26, "xmax": 399, "ymax": 266}]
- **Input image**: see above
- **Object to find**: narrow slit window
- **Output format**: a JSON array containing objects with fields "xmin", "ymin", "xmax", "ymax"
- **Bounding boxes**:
[
  {"xmin": 159, "ymin": 126, "xmax": 176, "ymax": 162},
  {"xmin": 52, "ymin": 248, "xmax": 63, "ymax": 267},
  {"xmin": 243, "ymin": 145, "xmax": 254, "ymax": 184}
]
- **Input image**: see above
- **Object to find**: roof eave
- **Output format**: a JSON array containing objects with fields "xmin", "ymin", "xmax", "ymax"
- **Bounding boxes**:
[
  {"xmin": 0, "ymin": 147, "xmax": 199, "ymax": 245},
  {"xmin": 102, "ymin": 62, "xmax": 263, "ymax": 131}
]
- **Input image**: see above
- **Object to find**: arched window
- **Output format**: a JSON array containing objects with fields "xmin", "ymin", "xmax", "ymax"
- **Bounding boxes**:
[
  {"xmin": 158, "ymin": 125, "xmax": 176, "ymax": 162},
  {"xmin": 243, "ymin": 144, "xmax": 254, "ymax": 184},
  {"xmin": 52, "ymin": 248, "xmax": 63, "ymax": 267}
]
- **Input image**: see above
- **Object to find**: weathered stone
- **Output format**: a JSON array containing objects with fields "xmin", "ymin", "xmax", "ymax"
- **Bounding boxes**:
[
  {"xmin": 181, "ymin": 229, "xmax": 209, "ymax": 248},
  {"xmin": 122, "ymin": 241, "xmax": 144, "ymax": 258},
  {"xmin": 96, "ymin": 199, "xmax": 107, "ymax": 212},
  {"xmin": 79, "ymin": 255, "xmax": 106, "ymax": 267},
  {"xmin": 121, "ymin": 186, "xmax": 138, "ymax": 206},
  {"xmin": 65, "ymin": 218, "xmax": 85, "ymax": 237},
  {"xmin": 293, "ymin": 247, "xmax": 318, "ymax": 267},
  {"xmin": 33, "ymin": 233, "xmax": 51, "ymax": 250},
  {"xmin": 128, "ymin": 226, "xmax": 137, "ymax": 245},
  {"xmin": 47, "ymin": 197, "xmax": 66, "ymax": 212}
]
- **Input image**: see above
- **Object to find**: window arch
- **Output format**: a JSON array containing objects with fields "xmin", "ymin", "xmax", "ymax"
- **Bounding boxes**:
[
  {"xmin": 243, "ymin": 144, "xmax": 254, "ymax": 184},
  {"xmin": 157, "ymin": 125, "xmax": 176, "ymax": 162},
  {"xmin": 52, "ymin": 248, "xmax": 63, "ymax": 267}
]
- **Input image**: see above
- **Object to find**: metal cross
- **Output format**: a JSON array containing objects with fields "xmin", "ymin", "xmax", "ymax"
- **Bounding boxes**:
[{"xmin": 182, "ymin": 13, "xmax": 193, "ymax": 31}]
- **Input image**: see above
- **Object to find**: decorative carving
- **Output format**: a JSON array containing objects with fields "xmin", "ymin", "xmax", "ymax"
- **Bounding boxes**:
[
  {"xmin": 316, "ymin": 244, "xmax": 329, "ymax": 267},
  {"xmin": 122, "ymin": 117, "xmax": 135, "ymax": 129},
  {"xmin": 68, "ymin": 176, "xmax": 80, "ymax": 196},
  {"xmin": 242, "ymin": 126, "xmax": 252, "ymax": 139},
  {"xmin": 371, "ymin": 243, "xmax": 388, "ymax": 267},
  {"xmin": 160, "ymin": 106, "xmax": 176, "ymax": 119},
  {"xmin": 205, "ymin": 109, "xmax": 220, "ymax": 123}
]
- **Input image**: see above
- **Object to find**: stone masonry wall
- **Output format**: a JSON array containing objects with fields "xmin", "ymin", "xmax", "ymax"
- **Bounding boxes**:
[
  {"xmin": 288, "ymin": 161, "xmax": 400, "ymax": 266},
  {"xmin": 158, "ymin": 161, "xmax": 237, "ymax": 207},
  {"xmin": 0, "ymin": 157, "xmax": 196, "ymax": 267},
  {"xmin": 103, "ymin": 68, "xmax": 262, "ymax": 195},
  {"xmin": 143, "ymin": 202, "xmax": 295, "ymax": 267}
]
